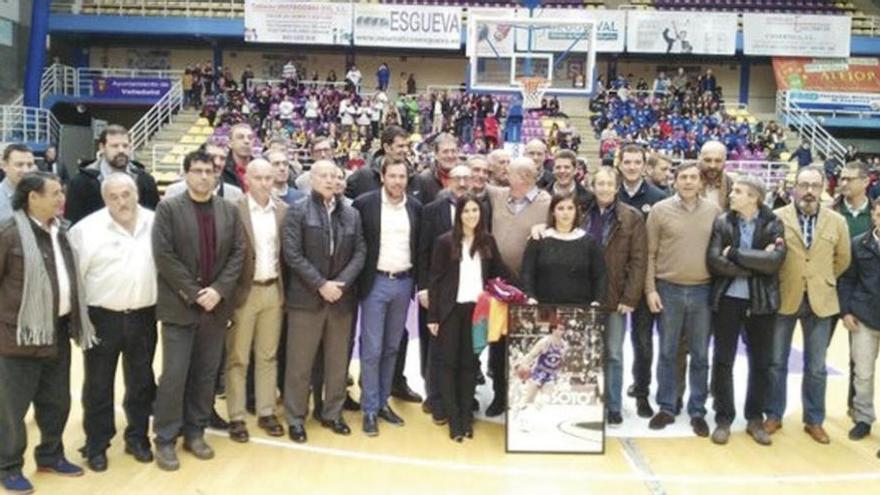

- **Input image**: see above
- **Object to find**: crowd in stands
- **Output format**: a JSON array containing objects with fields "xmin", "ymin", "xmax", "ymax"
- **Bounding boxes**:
[{"xmin": 591, "ymin": 68, "xmax": 784, "ymax": 163}]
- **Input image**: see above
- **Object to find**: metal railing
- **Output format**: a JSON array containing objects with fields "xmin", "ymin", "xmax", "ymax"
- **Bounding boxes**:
[
  {"xmin": 246, "ymin": 78, "xmax": 361, "ymax": 93},
  {"xmin": 776, "ymin": 90, "xmax": 846, "ymax": 164},
  {"xmin": 130, "ymin": 80, "xmax": 185, "ymax": 152},
  {"xmin": 0, "ymin": 105, "xmax": 61, "ymax": 145},
  {"xmin": 725, "ymin": 160, "xmax": 792, "ymax": 188}
]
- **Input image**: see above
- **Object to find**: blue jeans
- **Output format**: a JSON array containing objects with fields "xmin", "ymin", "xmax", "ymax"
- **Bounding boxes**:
[
  {"xmin": 655, "ymin": 281, "xmax": 712, "ymax": 418},
  {"xmin": 766, "ymin": 298, "xmax": 831, "ymax": 425},
  {"xmin": 605, "ymin": 312, "xmax": 626, "ymax": 413},
  {"xmin": 358, "ymin": 274, "xmax": 414, "ymax": 414}
]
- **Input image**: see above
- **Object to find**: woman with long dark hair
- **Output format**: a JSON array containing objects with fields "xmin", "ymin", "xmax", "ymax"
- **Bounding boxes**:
[
  {"xmin": 520, "ymin": 194, "xmax": 607, "ymax": 306},
  {"xmin": 427, "ymin": 194, "xmax": 510, "ymax": 442}
]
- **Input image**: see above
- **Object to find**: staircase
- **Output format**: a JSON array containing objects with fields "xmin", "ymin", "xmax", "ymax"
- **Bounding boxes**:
[
  {"xmin": 136, "ymin": 108, "xmax": 204, "ymax": 182},
  {"xmin": 776, "ymin": 90, "xmax": 847, "ymax": 164}
]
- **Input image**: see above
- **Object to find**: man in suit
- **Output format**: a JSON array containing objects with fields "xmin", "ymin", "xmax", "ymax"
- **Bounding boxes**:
[
  {"xmin": 39, "ymin": 146, "xmax": 70, "ymax": 187},
  {"xmin": 65, "ymin": 125, "xmax": 160, "ymax": 224},
  {"xmin": 766, "ymin": 165, "xmax": 851, "ymax": 444},
  {"xmin": 151, "ymin": 150, "xmax": 245, "ymax": 471},
  {"xmin": 417, "ymin": 165, "xmax": 473, "ymax": 423},
  {"xmin": 346, "ymin": 126, "xmax": 409, "ymax": 201},
  {"xmin": 353, "ymin": 159, "xmax": 421, "ymax": 436},
  {"xmin": 225, "ymin": 159, "xmax": 288, "ymax": 443},
  {"xmin": 410, "ymin": 133, "xmax": 459, "ymax": 205},
  {"xmin": 282, "ymin": 160, "xmax": 366, "ymax": 443}
]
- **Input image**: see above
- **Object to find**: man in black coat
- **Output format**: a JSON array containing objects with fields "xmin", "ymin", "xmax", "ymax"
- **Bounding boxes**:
[
  {"xmin": 39, "ymin": 145, "xmax": 70, "ymax": 186},
  {"xmin": 410, "ymin": 133, "xmax": 459, "ymax": 206},
  {"xmin": 220, "ymin": 123, "xmax": 254, "ymax": 192},
  {"xmin": 65, "ymin": 125, "xmax": 159, "ymax": 225},
  {"xmin": 346, "ymin": 125, "xmax": 410, "ymax": 201}
]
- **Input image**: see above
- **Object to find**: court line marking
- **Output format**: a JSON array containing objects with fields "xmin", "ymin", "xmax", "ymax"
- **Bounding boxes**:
[
  {"xmin": 206, "ymin": 430, "xmax": 880, "ymax": 485},
  {"xmin": 620, "ymin": 438, "xmax": 667, "ymax": 495}
]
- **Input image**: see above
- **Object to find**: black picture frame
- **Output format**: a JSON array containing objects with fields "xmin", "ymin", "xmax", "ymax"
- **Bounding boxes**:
[{"xmin": 504, "ymin": 303, "xmax": 606, "ymax": 454}]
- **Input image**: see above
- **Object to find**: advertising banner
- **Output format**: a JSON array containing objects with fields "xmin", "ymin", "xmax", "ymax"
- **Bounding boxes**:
[
  {"xmin": 773, "ymin": 57, "xmax": 880, "ymax": 93},
  {"xmin": 786, "ymin": 90, "xmax": 880, "ymax": 115},
  {"xmin": 743, "ymin": 14, "xmax": 851, "ymax": 58},
  {"xmin": 625, "ymin": 10, "xmax": 737, "ymax": 55},
  {"xmin": 524, "ymin": 9, "xmax": 626, "ymax": 53},
  {"xmin": 353, "ymin": 4, "xmax": 462, "ymax": 50},
  {"xmin": 244, "ymin": 1, "xmax": 353, "ymax": 45},
  {"xmin": 92, "ymin": 78, "xmax": 172, "ymax": 102}
]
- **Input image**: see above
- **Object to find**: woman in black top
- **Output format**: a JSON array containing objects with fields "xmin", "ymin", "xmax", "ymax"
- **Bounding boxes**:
[
  {"xmin": 520, "ymin": 194, "xmax": 607, "ymax": 305},
  {"xmin": 428, "ymin": 194, "xmax": 510, "ymax": 442}
]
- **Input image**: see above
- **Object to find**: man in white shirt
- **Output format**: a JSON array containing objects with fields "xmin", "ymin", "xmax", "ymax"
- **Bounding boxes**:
[
  {"xmin": 69, "ymin": 173, "xmax": 158, "ymax": 472},
  {"xmin": 345, "ymin": 65, "xmax": 362, "ymax": 91},
  {"xmin": 353, "ymin": 160, "xmax": 421, "ymax": 436},
  {"xmin": 225, "ymin": 160, "xmax": 288, "ymax": 443}
]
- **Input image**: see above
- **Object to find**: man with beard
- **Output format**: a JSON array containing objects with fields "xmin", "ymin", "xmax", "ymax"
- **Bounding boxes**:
[
  {"xmin": 646, "ymin": 153, "xmax": 673, "ymax": 196},
  {"xmin": 766, "ymin": 165, "xmax": 851, "ymax": 444},
  {"xmin": 66, "ymin": 125, "xmax": 160, "ymax": 224},
  {"xmin": 699, "ymin": 140, "xmax": 733, "ymax": 210}
]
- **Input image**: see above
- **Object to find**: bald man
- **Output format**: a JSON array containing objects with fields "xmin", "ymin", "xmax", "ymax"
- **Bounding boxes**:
[
  {"xmin": 225, "ymin": 160, "xmax": 288, "ymax": 443},
  {"xmin": 699, "ymin": 140, "xmax": 733, "ymax": 209},
  {"xmin": 524, "ymin": 139, "xmax": 553, "ymax": 189},
  {"xmin": 487, "ymin": 149, "xmax": 510, "ymax": 187}
]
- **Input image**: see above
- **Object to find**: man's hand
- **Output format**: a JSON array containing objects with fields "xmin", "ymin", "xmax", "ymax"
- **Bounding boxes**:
[
  {"xmin": 318, "ymin": 281, "xmax": 345, "ymax": 303},
  {"xmin": 646, "ymin": 291, "xmax": 663, "ymax": 314},
  {"xmin": 617, "ymin": 304, "xmax": 634, "ymax": 315},
  {"xmin": 418, "ymin": 289, "xmax": 429, "ymax": 309},
  {"xmin": 196, "ymin": 287, "xmax": 222, "ymax": 312},
  {"xmin": 529, "ymin": 223, "xmax": 548, "ymax": 241},
  {"xmin": 843, "ymin": 314, "xmax": 861, "ymax": 332},
  {"xmin": 428, "ymin": 323, "xmax": 439, "ymax": 336}
]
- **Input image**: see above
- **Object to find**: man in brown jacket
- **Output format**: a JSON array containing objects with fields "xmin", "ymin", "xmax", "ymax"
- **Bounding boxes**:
[
  {"xmin": 0, "ymin": 172, "xmax": 96, "ymax": 494},
  {"xmin": 225, "ymin": 159, "xmax": 288, "ymax": 443},
  {"xmin": 766, "ymin": 165, "xmax": 851, "ymax": 444},
  {"xmin": 583, "ymin": 166, "xmax": 647, "ymax": 426}
]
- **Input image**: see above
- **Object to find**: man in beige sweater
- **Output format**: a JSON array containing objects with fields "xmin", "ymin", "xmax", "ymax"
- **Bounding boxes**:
[
  {"xmin": 645, "ymin": 162, "xmax": 721, "ymax": 436},
  {"xmin": 484, "ymin": 157, "xmax": 551, "ymax": 417}
]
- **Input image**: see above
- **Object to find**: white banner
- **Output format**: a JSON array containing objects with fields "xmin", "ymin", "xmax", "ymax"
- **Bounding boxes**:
[
  {"xmin": 523, "ymin": 9, "xmax": 625, "ymax": 53},
  {"xmin": 786, "ymin": 90, "xmax": 880, "ymax": 114},
  {"xmin": 244, "ymin": 1, "xmax": 353, "ymax": 45},
  {"xmin": 625, "ymin": 11, "xmax": 737, "ymax": 55},
  {"xmin": 354, "ymin": 4, "xmax": 462, "ymax": 50},
  {"xmin": 743, "ymin": 14, "xmax": 851, "ymax": 58}
]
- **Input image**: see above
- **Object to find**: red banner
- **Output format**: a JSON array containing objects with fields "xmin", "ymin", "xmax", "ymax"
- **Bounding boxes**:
[{"xmin": 773, "ymin": 57, "xmax": 880, "ymax": 93}]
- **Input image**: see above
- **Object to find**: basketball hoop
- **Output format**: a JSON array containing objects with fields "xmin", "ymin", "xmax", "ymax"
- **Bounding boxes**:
[{"xmin": 515, "ymin": 76, "xmax": 551, "ymax": 110}]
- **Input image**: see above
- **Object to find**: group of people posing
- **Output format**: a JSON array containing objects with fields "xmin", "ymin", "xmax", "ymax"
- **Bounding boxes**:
[{"xmin": 1, "ymin": 121, "xmax": 879, "ymax": 495}]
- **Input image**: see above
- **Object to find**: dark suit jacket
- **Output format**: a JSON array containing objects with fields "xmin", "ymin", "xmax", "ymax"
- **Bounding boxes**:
[
  {"xmin": 353, "ymin": 190, "xmax": 421, "ymax": 297},
  {"xmin": 39, "ymin": 160, "xmax": 71, "ymax": 185},
  {"xmin": 152, "ymin": 193, "xmax": 245, "ymax": 325},
  {"xmin": 418, "ymin": 193, "xmax": 454, "ymax": 288},
  {"xmin": 282, "ymin": 191, "xmax": 366, "ymax": 310},
  {"xmin": 66, "ymin": 160, "xmax": 160, "ymax": 225},
  {"xmin": 427, "ymin": 231, "xmax": 511, "ymax": 326},
  {"xmin": 233, "ymin": 196, "xmax": 288, "ymax": 308}
]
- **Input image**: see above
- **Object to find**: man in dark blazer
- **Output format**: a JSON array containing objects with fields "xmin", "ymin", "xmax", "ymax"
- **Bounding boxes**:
[
  {"xmin": 417, "ymin": 165, "xmax": 473, "ymax": 423},
  {"xmin": 283, "ymin": 160, "xmax": 366, "ymax": 443},
  {"xmin": 353, "ymin": 160, "xmax": 421, "ymax": 436},
  {"xmin": 39, "ymin": 146, "xmax": 71, "ymax": 186},
  {"xmin": 151, "ymin": 150, "xmax": 245, "ymax": 471}
]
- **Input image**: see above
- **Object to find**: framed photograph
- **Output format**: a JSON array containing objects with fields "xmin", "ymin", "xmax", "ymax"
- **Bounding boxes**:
[{"xmin": 505, "ymin": 304, "xmax": 605, "ymax": 454}]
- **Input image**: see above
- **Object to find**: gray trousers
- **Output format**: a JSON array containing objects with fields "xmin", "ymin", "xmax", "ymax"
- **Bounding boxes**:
[
  {"xmin": 153, "ymin": 315, "xmax": 227, "ymax": 445},
  {"xmin": 284, "ymin": 305, "xmax": 353, "ymax": 426},
  {"xmin": 0, "ymin": 320, "xmax": 71, "ymax": 477}
]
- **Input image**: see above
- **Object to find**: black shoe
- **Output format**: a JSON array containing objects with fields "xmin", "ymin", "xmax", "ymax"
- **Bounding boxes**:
[
  {"xmin": 472, "ymin": 398, "xmax": 480, "ymax": 412},
  {"xmin": 464, "ymin": 425, "xmax": 474, "ymax": 439},
  {"xmin": 87, "ymin": 452, "xmax": 107, "ymax": 472},
  {"xmin": 288, "ymin": 424, "xmax": 307, "ymax": 443},
  {"xmin": 363, "ymin": 413, "xmax": 379, "ymax": 437},
  {"xmin": 849, "ymin": 421, "xmax": 871, "ymax": 441},
  {"xmin": 378, "ymin": 406, "xmax": 405, "ymax": 426},
  {"xmin": 391, "ymin": 382, "xmax": 423, "ymax": 403},
  {"xmin": 626, "ymin": 384, "xmax": 637, "ymax": 398},
  {"xmin": 124, "ymin": 443, "xmax": 154, "ymax": 463},
  {"xmin": 228, "ymin": 420, "xmax": 250, "ymax": 443},
  {"xmin": 421, "ymin": 401, "xmax": 432, "ymax": 415},
  {"xmin": 209, "ymin": 409, "xmax": 229, "ymax": 430},
  {"xmin": 649, "ymin": 412, "xmax": 675, "ymax": 430},
  {"xmin": 636, "ymin": 398, "xmax": 654, "ymax": 418},
  {"xmin": 674, "ymin": 397, "xmax": 684, "ymax": 416},
  {"xmin": 343, "ymin": 393, "xmax": 361, "ymax": 411},
  {"xmin": 485, "ymin": 399, "xmax": 505, "ymax": 417},
  {"xmin": 320, "ymin": 418, "xmax": 352, "ymax": 436},
  {"xmin": 690, "ymin": 417, "xmax": 710, "ymax": 437},
  {"xmin": 608, "ymin": 411, "xmax": 623, "ymax": 427}
]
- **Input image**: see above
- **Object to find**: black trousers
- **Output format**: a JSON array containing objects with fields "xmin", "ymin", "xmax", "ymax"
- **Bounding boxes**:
[
  {"xmin": 0, "ymin": 319, "xmax": 71, "ymax": 477},
  {"xmin": 711, "ymin": 297, "xmax": 775, "ymax": 425},
  {"xmin": 82, "ymin": 306, "xmax": 157, "ymax": 456},
  {"xmin": 629, "ymin": 297, "xmax": 656, "ymax": 398},
  {"xmin": 433, "ymin": 303, "xmax": 477, "ymax": 434},
  {"xmin": 488, "ymin": 337, "xmax": 507, "ymax": 405},
  {"xmin": 420, "ymin": 305, "xmax": 446, "ymax": 419},
  {"xmin": 153, "ymin": 315, "xmax": 227, "ymax": 445}
]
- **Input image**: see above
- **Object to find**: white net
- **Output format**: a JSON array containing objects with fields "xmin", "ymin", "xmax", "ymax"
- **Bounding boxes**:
[{"xmin": 516, "ymin": 77, "xmax": 551, "ymax": 110}]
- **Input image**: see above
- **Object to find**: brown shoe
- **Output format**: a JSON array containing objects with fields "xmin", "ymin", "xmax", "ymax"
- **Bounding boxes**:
[
  {"xmin": 764, "ymin": 418, "xmax": 782, "ymax": 435},
  {"xmin": 228, "ymin": 421, "xmax": 249, "ymax": 443},
  {"xmin": 746, "ymin": 420, "xmax": 772, "ymax": 446},
  {"xmin": 804, "ymin": 424, "xmax": 830, "ymax": 444},
  {"xmin": 258, "ymin": 415, "xmax": 285, "ymax": 437}
]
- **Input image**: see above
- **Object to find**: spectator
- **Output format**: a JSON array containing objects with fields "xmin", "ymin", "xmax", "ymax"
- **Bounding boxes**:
[{"xmin": 376, "ymin": 62, "xmax": 390, "ymax": 91}]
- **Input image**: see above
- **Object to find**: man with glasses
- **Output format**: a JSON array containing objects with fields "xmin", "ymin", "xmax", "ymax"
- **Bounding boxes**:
[
  {"xmin": 165, "ymin": 144, "xmax": 244, "ymax": 201},
  {"xmin": 766, "ymin": 165, "xmax": 851, "ymax": 444},
  {"xmin": 295, "ymin": 137, "xmax": 335, "ymax": 195}
]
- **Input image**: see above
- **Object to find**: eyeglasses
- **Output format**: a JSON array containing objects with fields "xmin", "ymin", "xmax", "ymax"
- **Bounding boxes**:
[{"xmin": 795, "ymin": 182, "xmax": 823, "ymax": 192}]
